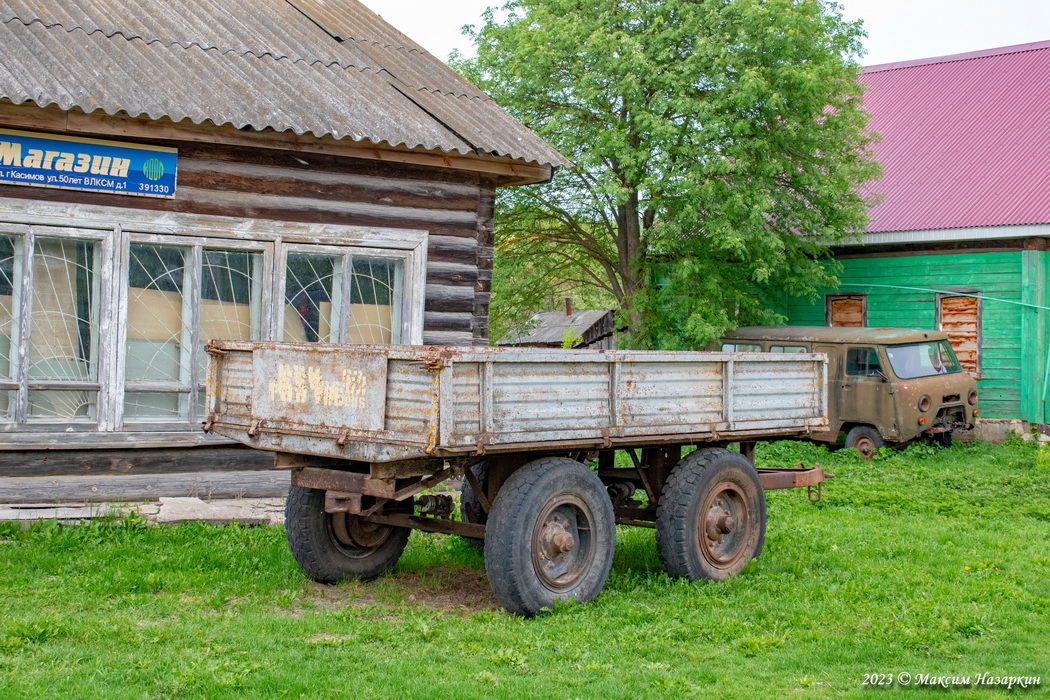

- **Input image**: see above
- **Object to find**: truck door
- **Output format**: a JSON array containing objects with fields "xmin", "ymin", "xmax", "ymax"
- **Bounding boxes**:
[
  {"xmin": 841, "ymin": 346, "xmax": 895, "ymax": 438},
  {"xmin": 813, "ymin": 344, "xmax": 842, "ymax": 435}
]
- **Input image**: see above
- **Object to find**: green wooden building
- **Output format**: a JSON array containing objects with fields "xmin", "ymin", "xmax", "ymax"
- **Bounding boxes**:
[{"xmin": 778, "ymin": 42, "xmax": 1050, "ymax": 431}]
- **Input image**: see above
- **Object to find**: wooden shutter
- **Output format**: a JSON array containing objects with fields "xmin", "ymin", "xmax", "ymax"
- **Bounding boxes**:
[
  {"xmin": 827, "ymin": 295, "xmax": 865, "ymax": 327},
  {"xmin": 938, "ymin": 294, "xmax": 980, "ymax": 375}
]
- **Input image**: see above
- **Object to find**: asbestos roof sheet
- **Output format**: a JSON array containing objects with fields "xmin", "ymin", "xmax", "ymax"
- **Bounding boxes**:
[
  {"xmin": 0, "ymin": 0, "xmax": 569, "ymax": 167},
  {"xmin": 499, "ymin": 310, "xmax": 614, "ymax": 346},
  {"xmin": 862, "ymin": 40, "xmax": 1050, "ymax": 233}
]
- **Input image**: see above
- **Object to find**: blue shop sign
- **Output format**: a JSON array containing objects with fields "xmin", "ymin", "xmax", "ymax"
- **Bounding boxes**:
[{"xmin": 0, "ymin": 128, "xmax": 177, "ymax": 199}]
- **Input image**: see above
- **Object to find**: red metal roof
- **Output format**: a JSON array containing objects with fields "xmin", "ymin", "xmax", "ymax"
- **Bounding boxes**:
[{"xmin": 862, "ymin": 40, "xmax": 1050, "ymax": 233}]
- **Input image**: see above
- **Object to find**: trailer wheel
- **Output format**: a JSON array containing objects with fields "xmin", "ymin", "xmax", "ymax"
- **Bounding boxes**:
[
  {"xmin": 484, "ymin": 457, "xmax": 615, "ymax": 616},
  {"xmin": 459, "ymin": 460, "xmax": 488, "ymax": 551},
  {"xmin": 656, "ymin": 448, "xmax": 766, "ymax": 582},
  {"xmin": 845, "ymin": 425, "xmax": 883, "ymax": 459},
  {"xmin": 285, "ymin": 486, "xmax": 409, "ymax": 584}
]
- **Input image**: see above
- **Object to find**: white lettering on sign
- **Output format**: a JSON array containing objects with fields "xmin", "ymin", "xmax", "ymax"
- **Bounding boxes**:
[
  {"xmin": 0, "ymin": 140, "xmax": 132, "ymax": 177},
  {"xmin": 268, "ymin": 363, "xmax": 368, "ymax": 411}
]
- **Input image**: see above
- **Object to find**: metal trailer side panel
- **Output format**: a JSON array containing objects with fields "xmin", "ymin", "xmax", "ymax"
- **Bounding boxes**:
[{"xmin": 205, "ymin": 343, "xmax": 828, "ymax": 462}]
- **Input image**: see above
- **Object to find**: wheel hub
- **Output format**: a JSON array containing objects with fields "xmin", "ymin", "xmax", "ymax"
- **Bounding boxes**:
[
  {"xmin": 332, "ymin": 513, "xmax": 394, "ymax": 555},
  {"xmin": 854, "ymin": 436, "xmax": 876, "ymax": 458},
  {"xmin": 531, "ymin": 497, "xmax": 594, "ymax": 592},
  {"xmin": 698, "ymin": 483, "xmax": 751, "ymax": 568}
]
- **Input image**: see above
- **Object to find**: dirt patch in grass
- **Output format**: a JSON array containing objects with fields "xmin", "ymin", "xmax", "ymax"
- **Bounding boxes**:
[{"xmin": 300, "ymin": 568, "xmax": 498, "ymax": 615}]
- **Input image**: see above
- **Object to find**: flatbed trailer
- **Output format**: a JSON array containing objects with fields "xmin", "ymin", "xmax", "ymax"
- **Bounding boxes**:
[{"xmin": 205, "ymin": 341, "xmax": 831, "ymax": 615}]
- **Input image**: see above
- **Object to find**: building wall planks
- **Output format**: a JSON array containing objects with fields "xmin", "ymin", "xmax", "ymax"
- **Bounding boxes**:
[
  {"xmin": 781, "ymin": 251, "xmax": 1026, "ymax": 419},
  {"xmin": 0, "ymin": 138, "xmax": 492, "ymax": 348}
]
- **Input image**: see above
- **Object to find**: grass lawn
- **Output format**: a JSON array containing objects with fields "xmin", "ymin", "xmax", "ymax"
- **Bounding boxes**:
[{"xmin": 1, "ymin": 438, "xmax": 1048, "ymax": 698}]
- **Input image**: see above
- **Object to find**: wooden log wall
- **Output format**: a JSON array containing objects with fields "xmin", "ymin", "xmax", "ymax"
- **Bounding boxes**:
[
  {"xmin": 0, "ymin": 128, "xmax": 501, "ymax": 491},
  {"xmin": 0, "ymin": 140, "xmax": 495, "ymax": 346}
]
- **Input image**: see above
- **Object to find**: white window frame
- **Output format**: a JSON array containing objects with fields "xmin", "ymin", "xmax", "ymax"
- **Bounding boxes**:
[{"xmin": 0, "ymin": 200, "xmax": 428, "ymax": 444}]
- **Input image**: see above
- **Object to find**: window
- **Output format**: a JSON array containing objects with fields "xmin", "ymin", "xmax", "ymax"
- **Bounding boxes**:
[
  {"xmin": 282, "ymin": 249, "xmax": 404, "ymax": 345},
  {"xmin": 770, "ymin": 345, "xmax": 808, "ymax": 353},
  {"xmin": 0, "ymin": 205, "xmax": 425, "ymax": 437},
  {"xmin": 936, "ymin": 293, "xmax": 980, "ymax": 376},
  {"xmin": 0, "ymin": 227, "xmax": 108, "ymax": 425},
  {"xmin": 845, "ymin": 347, "xmax": 883, "ymax": 377},
  {"xmin": 721, "ymin": 342, "xmax": 762, "ymax": 352},
  {"xmin": 885, "ymin": 341, "xmax": 963, "ymax": 379},
  {"xmin": 826, "ymin": 294, "xmax": 866, "ymax": 327},
  {"xmin": 123, "ymin": 242, "xmax": 264, "ymax": 423}
]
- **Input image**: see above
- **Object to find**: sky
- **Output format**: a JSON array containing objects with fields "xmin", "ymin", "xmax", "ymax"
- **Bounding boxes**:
[{"xmin": 361, "ymin": 0, "xmax": 1050, "ymax": 67}]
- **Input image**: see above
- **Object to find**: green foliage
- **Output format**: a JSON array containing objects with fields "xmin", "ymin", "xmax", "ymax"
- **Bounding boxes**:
[
  {"xmin": 459, "ymin": 0, "xmax": 881, "ymax": 348},
  {"xmin": 562, "ymin": 324, "xmax": 584, "ymax": 348}
]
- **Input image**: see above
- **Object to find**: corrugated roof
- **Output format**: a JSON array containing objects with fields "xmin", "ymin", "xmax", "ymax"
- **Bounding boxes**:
[
  {"xmin": 0, "ymin": 0, "xmax": 569, "ymax": 168},
  {"xmin": 499, "ymin": 310, "xmax": 613, "ymax": 346},
  {"xmin": 862, "ymin": 40, "xmax": 1050, "ymax": 233}
]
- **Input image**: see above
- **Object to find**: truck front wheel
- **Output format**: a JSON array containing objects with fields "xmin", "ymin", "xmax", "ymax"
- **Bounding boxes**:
[
  {"xmin": 484, "ymin": 457, "xmax": 615, "ymax": 616},
  {"xmin": 845, "ymin": 425, "xmax": 883, "ymax": 459},
  {"xmin": 285, "ymin": 486, "xmax": 409, "ymax": 584},
  {"xmin": 656, "ymin": 448, "xmax": 766, "ymax": 581}
]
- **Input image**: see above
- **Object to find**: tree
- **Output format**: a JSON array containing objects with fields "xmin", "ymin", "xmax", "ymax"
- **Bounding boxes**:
[{"xmin": 458, "ymin": 0, "xmax": 881, "ymax": 348}]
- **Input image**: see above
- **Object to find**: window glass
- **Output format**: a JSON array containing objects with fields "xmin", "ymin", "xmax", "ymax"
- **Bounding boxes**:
[
  {"xmin": 27, "ymin": 237, "xmax": 99, "ymax": 420},
  {"xmin": 284, "ymin": 254, "xmax": 340, "ymax": 343},
  {"xmin": 0, "ymin": 235, "xmax": 18, "ymax": 382},
  {"xmin": 770, "ymin": 345, "xmax": 807, "ymax": 353},
  {"xmin": 721, "ymin": 343, "xmax": 762, "ymax": 352},
  {"xmin": 198, "ymin": 249, "xmax": 263, "ymax": 370},
  {"xmin": 845, "ymin": 347, "xmax": 883, "ymax": 377},
  {"xmin": 126, "ymin": 244, "xmax": 187, "ymax": 384},
  {"xmin": 885, "ymin": 341, "xmax": 962, "ymax": 379},
  {"xmin": 347, "ymin": 257, "xmax": 402, "ymax": 344}
]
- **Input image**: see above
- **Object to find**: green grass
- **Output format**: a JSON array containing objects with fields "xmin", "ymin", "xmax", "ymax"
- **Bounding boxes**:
[{"xmin": 1, "ymin": 438, "xmax": 1048, "ymax": 698}]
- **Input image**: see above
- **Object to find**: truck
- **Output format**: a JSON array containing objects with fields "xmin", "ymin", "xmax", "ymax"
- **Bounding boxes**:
[
  {"xmin": 721, "ymin": 327, "xmax": 978, "ymax": 457},
  {"xmin": 204, "ymin": 341, "xmax": 831, "ymax": 616}
]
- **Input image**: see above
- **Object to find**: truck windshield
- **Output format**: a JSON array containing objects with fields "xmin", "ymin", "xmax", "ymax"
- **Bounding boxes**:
[{"xmin": 885, "ymin": 341, "xmax": 962, "ymax": 379}]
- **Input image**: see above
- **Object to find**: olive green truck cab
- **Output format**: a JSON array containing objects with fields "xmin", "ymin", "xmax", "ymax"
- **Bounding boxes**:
[{"xmin": 721, "ymin": 327, "xmax": 979, "ymax": 457}]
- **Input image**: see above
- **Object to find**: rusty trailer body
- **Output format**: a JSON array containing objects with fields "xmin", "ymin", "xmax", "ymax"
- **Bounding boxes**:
[{"xmin": 205, "ymin": 341, "xmax": 831, "ymax": 615}]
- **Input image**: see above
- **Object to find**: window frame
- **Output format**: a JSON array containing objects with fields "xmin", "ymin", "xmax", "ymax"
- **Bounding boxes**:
[
  {"xmin": 935, "ymin": 291, "xmax": 982, "ymax": 377},
  {"xmin": 845, "ymin": 346, "xmax": 883, "ymax": 378},
  {"xmin": 825, "ymin": 293, "xmax": 867, "ymax": 327},
  {"xmin": 0, "ymin": 201, "xmax": 428, "ymax": 442},
  {"xmin": 0, "ymin": 224, "xmax": 115, "ymax": 431},
  {"xmin": 275, "ymin": 242, "xmax": 410, "ymax": 347},
  {"xmin": 117, "ymin": 232, "xmax": 273, "ymax": 431}
]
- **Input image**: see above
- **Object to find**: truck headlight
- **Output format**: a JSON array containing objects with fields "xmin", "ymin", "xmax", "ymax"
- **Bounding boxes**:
[
  {"xmin": 918, "ymin": 395, "xmax": 931, "ymax": 412},
  {"xmin": 968, "ymin": 389, "xmax": 978, "ymax": 405}
]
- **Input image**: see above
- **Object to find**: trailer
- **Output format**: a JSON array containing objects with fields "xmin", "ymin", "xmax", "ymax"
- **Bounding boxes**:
[{"xmin": 205, "ymin": 341, "xmax": 830, "ymax": 615}]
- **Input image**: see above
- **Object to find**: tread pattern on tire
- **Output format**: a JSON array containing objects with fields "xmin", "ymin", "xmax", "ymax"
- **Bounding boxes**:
[
  {"xmin": 655, "ymin": 448, "xmax": 766, "ymax": 581},
  {"xmin": 285, "ymin": 485, "xmax": 409, "ymax": 584},
  {"xmin": 484, "ymin": 456, "xmax": 615, "ymax": 616},
  {"xmin": 460, "ymin": 461, "xmax": 488, "ymax": 550}
]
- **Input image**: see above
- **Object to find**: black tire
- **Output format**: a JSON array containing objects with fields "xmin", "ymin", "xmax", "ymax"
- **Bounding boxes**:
[
  {"xmin": 656, "ymin": 448, "xmax": 766, "ymax": 581},
  {"xmin": 937, "ymin": 431, "xmax": 953, "ymax": 448},
  {"xmin": 460, "ymin": 460, "xmax": 488, "ymax": 551},
  {"xmin": 484, "ymin": 456, "xmax": 616, "ymax": 616},
  {"xmin": 845, "ymin": 425, "xmax": 883, "ymax": 459},
  {"xmin": 285, "ymin": 485, "xmax": 409, "ymax": 584}
]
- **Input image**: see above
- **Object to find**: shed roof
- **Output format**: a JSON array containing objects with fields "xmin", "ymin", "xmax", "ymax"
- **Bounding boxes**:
[
  {"xmin": 498, "ymin": 309, "xmax": 613, "ymax": 346},
  {"xmin": 0, "ymin": 0, "xmax": 569, "ymax": 169},
  {"xmin": 862, "ymin": 40, "xmax": 1050, "ymax": 233}
]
